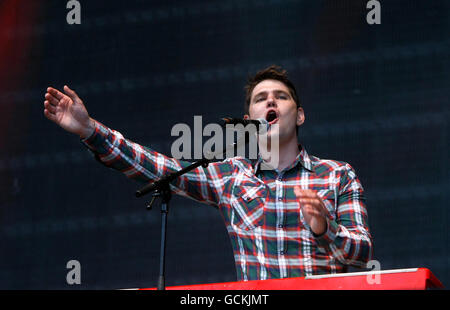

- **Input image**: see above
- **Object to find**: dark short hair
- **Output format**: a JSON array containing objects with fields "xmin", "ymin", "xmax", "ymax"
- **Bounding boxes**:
[{"xmin": 244, "ymin": 65, "xmax": 300, "ymax": 115}]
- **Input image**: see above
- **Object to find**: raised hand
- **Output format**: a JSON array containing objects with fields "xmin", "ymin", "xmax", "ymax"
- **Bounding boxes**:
[
  {"xmin": 44, "ymin": 85, "xmax": 95, "ymax": 138},
  {"xmin": 294, "ymin": 187, "xmax": 328, "ymax": 236}
]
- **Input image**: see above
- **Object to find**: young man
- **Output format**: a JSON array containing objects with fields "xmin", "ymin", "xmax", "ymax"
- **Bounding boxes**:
[{"xmin": 43, "ymin": 65, "xmax": 373, "ymax": 281}]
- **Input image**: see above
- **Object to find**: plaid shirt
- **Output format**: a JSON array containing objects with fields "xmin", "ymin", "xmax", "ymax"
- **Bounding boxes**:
[{"xmin": 82, "ymin": 120, "xmax": 373, "ymax": 281}]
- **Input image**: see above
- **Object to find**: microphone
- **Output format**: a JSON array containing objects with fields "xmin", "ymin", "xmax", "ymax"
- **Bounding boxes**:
[{"xmin": 221, "ymin": 117, "xmax": 270, "ymax": 131}]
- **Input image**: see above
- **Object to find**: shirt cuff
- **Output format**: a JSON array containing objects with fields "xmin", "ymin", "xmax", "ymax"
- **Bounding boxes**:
[
  {"xmin": 80, "ymin": 120, "xmax": 109, "ymax": 151},
  {"xmin": 314, "ymin": 218, "xmax": 339, "ymax": 247}
]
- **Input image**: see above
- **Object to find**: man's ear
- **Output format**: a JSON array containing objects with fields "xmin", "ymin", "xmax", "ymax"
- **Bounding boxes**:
[
  {"xmin": 296, "ymin": 107, "xmax": 305, "ymax": 126},
  {"xmin": 243, "ymin": 114, "xmax": 250, "ymax": 120}
]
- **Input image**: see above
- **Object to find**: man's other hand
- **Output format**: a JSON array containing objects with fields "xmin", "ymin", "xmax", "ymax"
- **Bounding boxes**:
[{"xmin": 294, "ymin": 187, "xmax": 328, "ymax": 236}]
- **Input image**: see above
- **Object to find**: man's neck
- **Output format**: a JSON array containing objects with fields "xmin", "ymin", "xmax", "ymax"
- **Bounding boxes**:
[
  {"xmin": 260, "ymin": 136, "xmax": 300, "ymax": 173},
  {"xmin": 275, "ymin": 138, "xmax": 301, "ymax": 172}
]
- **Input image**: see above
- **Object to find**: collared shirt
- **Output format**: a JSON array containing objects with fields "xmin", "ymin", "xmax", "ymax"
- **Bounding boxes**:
[{"xmin": 82, "ymin": 120, "xmax": 373, "ymax": 281}]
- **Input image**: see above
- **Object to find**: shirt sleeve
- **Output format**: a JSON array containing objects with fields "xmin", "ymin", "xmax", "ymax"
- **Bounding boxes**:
[
  {"xmin": 80, "ymin": 120, "xmax": 233, "ymax": 207},
  {"xmin": 314, "ymin": 163, "xmax": 374, "ymax": 268}
]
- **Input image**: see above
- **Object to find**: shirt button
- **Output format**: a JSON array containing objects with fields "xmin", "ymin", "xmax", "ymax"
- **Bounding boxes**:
[
  {"xmin": 279, "ymin": 251, "xmax": 285, "ymax": 255},
  {"xmin": 278, "ymin": 197, "xmax": 283, "ymax": 201},
  {"xmin": 278, "ymin": 224, "xmax": 283, "ymax": 228}
]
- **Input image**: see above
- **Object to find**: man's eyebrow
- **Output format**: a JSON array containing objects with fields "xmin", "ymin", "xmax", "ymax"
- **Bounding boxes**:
[
  {"xmin": 253, "ymin": 91, "xmax": 268, "ymax": 98},
  {"xmin": 252, "ymin": 89, "xmax": 290, "ymax": 99},
  {"xmin": 274, "ymin": 89, "xmax": 290, "ymax": 96}
]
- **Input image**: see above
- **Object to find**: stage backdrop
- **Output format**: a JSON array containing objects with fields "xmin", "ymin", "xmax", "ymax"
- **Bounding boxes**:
[{"xmin": 0, "ymin": 0, "xmax": 448, "ymax": 289}]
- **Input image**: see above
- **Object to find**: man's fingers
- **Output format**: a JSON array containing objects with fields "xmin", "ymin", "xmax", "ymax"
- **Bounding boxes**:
[
  {"xmin": 294, "ymin": 187, "xmax": 317, "ymax": 198},
  {"xmin": 301, "ymin": 204, "xmax": 322, "ymax": 217},
  {"xmin": 47, "ymin": 87, "xmax": 65, "ymax": 100},
  {"xmin": 301, "ymin": 190, "xmax": 317, "ymax": 197},
  {"xmin": 44, "ymin": 100, "xmax": 57, "ymax": 113},
  {"xmin": 45, "ymin": 93, "xmax": 59, "ymax": 106},
  {"xmin": 44, "ymin": 108, "xmax": 57, "ymax": 122},
  {"xmin": 294, "ymin": 186, "xmax": 304, "ymax": 197},
  {"xmin": 63, "ymin": 85, "xmax": 79, "ymax": 102},
  {"xmin": 298, "ymin": 198, "xmax": 317, "ymax": 205}
]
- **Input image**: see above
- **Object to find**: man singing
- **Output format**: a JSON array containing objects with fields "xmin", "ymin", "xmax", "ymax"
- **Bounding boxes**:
[{"xmin": 43, "ymin": 65, "xmax": 373, "ymax": 280}]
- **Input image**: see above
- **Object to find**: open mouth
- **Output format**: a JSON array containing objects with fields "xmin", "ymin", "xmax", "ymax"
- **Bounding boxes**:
[{"xmin": 265, "ymin": 110, "xmax": 279, "ymax": 124}]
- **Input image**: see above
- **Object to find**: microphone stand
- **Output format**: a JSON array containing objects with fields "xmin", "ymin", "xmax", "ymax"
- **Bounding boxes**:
[
  {"xmin": 136, "ymin": 158, "xmax": 210, "ymax": 291},
  {"xmin": 135, "ymin": 119, "xmax": 266, "ymax": 290}
]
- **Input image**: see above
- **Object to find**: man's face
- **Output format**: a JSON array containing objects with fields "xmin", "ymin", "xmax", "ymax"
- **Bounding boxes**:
[{"xmin": 245, "ymin": 79, "xmax": 304, "ymax": 144}]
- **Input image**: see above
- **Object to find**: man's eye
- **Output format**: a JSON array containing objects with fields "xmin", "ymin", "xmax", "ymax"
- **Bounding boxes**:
[
  {"xmin": 278, "ymin": 94, "xmax": 288, "ymax": 100},
  {"xmin": 255, "ymin": 97, "xmax": 265, "ymax": 103}
]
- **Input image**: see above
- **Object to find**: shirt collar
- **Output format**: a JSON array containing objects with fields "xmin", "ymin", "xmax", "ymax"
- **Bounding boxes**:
[
  {"xmin": 253, "ymin": 144, "xmax": 314, "ymax": 174},
  {"xmin": 297, "ymin": 145, "xmax": 314, "ymax": 172}
]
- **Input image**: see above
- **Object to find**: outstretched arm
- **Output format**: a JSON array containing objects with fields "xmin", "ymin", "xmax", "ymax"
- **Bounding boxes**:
[
  {"xmin": 81, "ymin": 120, "xmax": 232, "ymax": 207},
  {"xmin": 43, "ymin": 85, "xmax": 232, "ymax": 207}
]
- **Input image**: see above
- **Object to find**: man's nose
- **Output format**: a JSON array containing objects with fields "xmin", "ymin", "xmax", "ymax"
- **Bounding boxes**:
[{"xmin": 266, "ymin": 95, "xmax": 277, "ymax": 108}]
